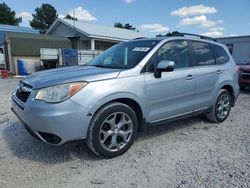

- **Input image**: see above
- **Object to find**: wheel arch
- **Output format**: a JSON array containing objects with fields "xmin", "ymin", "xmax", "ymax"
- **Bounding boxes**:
[
  {"xmin": 220, "ymin": 84, "xmax": 235, "ymax": 106},
  {"xmin": 89, "ymin": 93, "xmax": 145, "ymax": 132}
]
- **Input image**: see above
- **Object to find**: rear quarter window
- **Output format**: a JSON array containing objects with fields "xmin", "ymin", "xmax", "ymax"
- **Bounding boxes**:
[
  {"xmin": 190, "ymin": 41, "xmax": 216, "ymax": 66},
  {"xmin": 212, "ymin": 44, "xmax": 230, "ymax": 64}
]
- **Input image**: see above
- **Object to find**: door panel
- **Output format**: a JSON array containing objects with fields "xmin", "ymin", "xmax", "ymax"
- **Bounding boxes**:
[
  {"xmin": 143, "ymin": 40, "xmax": 195, "ymax": 123},
  {"xmin": 144, "ymin": 69, "xmax": 195, "ymax": 122},
  {"xmin": 189, "ymin": 41, "xmax": 220, "ymax": 110},
  {"xmin": 192, "ymin": 66, "xmax": 220, "ymax": 109}
]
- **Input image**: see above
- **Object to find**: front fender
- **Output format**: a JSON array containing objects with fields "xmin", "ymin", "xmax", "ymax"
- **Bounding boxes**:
[{"xmin": 88, "ymin": 92, "xmax": 145, "ymax": 117}]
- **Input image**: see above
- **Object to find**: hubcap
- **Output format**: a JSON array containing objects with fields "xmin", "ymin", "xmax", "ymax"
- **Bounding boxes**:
[
  {"xmin": 216, "ymin": 94, "xmax": 230, "ymax": 119},
  {"xmin": 99, "ymin": 112, "xmax": 133, "ymax": 152}
]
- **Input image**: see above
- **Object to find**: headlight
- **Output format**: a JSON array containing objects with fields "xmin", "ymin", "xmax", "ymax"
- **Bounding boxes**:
[{"xmin": 35, "ymin": 82, "xmax": 88, "ymax": 103}]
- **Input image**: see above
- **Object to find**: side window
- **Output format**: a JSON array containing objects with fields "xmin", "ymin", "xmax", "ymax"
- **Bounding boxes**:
[
  {"xmin": 144, "ymin": 40, "xmax": 189, "ymax": 72},
  {"xmin": 212, "ymin": 44, "xmax": 230, "ymax": 64},
  {"xmin": 190, "ymin": 41, "xmax": 216, "ymax": 66}
]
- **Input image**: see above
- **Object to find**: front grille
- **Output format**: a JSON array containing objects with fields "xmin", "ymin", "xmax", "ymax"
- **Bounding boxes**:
[
  {"xmin": 15, "ymin": 82, "xmax": 32, "ymax": 103},
  {"xmin": 16, "ymin": 90, "xmax": 31, "ymax": 102}
]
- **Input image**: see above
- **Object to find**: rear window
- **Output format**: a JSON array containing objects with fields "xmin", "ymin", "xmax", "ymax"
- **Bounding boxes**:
[
  {"xmin": 190, "ymin": 41, "xmax": 216, "ymax": 66},
  {"xmin": 212, "ymin": 44, "xmax": 230, "ymax": 64}
]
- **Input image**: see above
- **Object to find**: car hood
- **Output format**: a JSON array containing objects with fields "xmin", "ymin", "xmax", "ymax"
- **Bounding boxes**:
[{"xmin": 22, "ymin": 66, "xmax": 121, "ymax": 89}]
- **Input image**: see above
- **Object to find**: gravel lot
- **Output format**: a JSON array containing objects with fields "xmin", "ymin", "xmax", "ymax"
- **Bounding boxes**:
[{"xmin": 0, "ymin": 78, "xmax": 249, "ymax": 188}]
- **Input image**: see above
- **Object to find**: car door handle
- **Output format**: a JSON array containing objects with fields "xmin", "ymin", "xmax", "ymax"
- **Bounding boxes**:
[
  {"xmin": 186, "ymin": 75, "xmax": 194, "ymax": 80},
  {"xmin": 216, "ymin": 70, "xmax": 222, "ymax": 74}
]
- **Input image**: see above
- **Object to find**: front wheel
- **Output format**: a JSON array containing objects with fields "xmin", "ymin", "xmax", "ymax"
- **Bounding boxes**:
[
  {"xmin": 206, "ymin": 89, "xmax": 232, "ymax": 123},
  {"xmin": 86, "ymin": 102, "xmax": 138, "ymax": 158}
]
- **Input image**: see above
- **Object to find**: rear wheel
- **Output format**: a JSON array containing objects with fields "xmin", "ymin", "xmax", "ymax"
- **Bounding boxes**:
[
  {"xmin": 206, "ymin": 89, "xmax": 232, "ymax": 123},
  {"xmin": 86, "ymin": 102, "xmax": 138, "ymax": 158}
]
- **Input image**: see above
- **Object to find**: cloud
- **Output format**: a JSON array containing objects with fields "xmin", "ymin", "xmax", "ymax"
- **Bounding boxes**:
[
  {"xmin": 58, "ymin": 14, "xmax": 64, "ymax": 19},
  {"xmin": 209, "ymin": 27, "xmax": 224, "ymax": 31},
  {"xmin": 17, "ymin": 12, "xmax": 32, "ymax": 21},
  {"xmin": 171, "ymin": 5, "xmax": 217, "ymax": 17},
  {"xmin": 201, "ymin": 31, "xmax": 223, "ymax": 37},
  {"xmin": 68, "ymin": 7, "xmax": 97, "ymax": 21},
  {"xmin": 140, "ymin": 24, "xmax": 169, "ymax": 33},
  {"xmin": 122, "ymin": 0, "xmax": 135, "ymax": 3},
  {"xmin": 229, "ymin": 34, "xmax": 238, "ymax": 37},
  {"xmin": 179, "ymin": 15, "xmax": 222, "ymax": 28}
]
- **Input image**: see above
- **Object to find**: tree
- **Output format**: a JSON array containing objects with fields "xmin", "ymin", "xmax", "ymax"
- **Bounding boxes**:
[
  {"xmin": 0, "ymin": 2, "xmax": 21, "ymax": 25},
  {"xmin": 114, "ymin": 22, "xmax": 136, "ymax": 31},
  {"xmin": 114, "ymin": 22, "xmax": 123, "ymax": 29},
  {"xmin": 64, "ymin": 14, "xmax": 77, "ymax": 21},
  {"xmin": 30, "ymin": 3, "xmax": 58, "ymax": 34},
  {"xmin": 156, "ymin": 31, "xmax": 181, "ymax": 37}
]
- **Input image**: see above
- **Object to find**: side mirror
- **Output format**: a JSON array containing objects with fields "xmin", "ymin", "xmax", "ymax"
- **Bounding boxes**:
[{"xmin": 154, "ymin": 60, "xmax": 175, "ymax": 78}]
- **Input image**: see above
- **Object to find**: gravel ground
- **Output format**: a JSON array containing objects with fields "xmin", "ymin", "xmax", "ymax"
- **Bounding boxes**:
[{"xmin": 0, "ymin": 78, "xmax": 249, "ymax": 188}]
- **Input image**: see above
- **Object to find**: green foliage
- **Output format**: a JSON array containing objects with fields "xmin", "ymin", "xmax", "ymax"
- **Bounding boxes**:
[
  {"xmin": 156, "ymin": 31, "xmax": 180, "ymax": 37},
  {"xmin": 0, "ymin": 2, "xmax": 21, "ymax": 25},
  {"xmin": 114, "ymin": 22, "xmax": 136, "ymax": 31},
  {"xmin": 30, "ymin": 3, "xmax": 58, "ymax": 34},
  {"xmin": 64, "ymin": 14, "xmax": 77, "ymax": 21}
]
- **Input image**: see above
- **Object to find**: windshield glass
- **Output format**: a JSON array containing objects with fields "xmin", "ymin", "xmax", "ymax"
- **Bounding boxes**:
[{"xmin": 87, "ymin": 40, "xmax": 159, "ymax": 69}]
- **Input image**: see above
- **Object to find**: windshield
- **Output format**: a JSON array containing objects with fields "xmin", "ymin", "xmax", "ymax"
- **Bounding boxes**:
[{"xmin": 87, "ymin": 40, "xmax": 159, "ymax": 69}]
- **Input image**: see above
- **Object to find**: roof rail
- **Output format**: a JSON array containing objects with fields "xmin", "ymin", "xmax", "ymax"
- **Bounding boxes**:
[
  {"xmin": 166, "ymin": 32, "xmax": 217, "ymax": 42},
  {"xmin": 133, "ymin": 37, "xmax": 147, "ymax": 40}
]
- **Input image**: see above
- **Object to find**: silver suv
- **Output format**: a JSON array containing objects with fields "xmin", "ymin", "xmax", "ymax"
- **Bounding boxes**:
[{"xmin": 11, "ymin": 33, "xmax": 239, "ymax": 158}]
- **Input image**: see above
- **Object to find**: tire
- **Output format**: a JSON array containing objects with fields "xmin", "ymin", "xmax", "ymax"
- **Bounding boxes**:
[
  {"xmin": 206, "ymin": 89, "xmax": 232, "ymax": 123},
  {"xmin": 86, "ymin": 102, "xmax": 138, "ymax": 158}
]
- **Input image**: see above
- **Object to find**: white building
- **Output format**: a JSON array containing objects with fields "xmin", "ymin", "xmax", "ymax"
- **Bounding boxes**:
[
  {"xmin": 217, "ymin": 35, "xmax": 250, "ymax": 65},
  {"xmin": 46, "ymin": 18, "xmax": 147, "ymax": 51}
]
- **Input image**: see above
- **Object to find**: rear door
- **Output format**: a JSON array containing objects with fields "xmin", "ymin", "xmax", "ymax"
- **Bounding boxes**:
[{"xmin": 189, "ymin": 40, "xmax": 219, "ymax": 110}]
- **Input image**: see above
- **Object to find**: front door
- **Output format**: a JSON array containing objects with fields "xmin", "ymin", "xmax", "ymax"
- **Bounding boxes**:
[{"xmin": 143, "ymin": 40, "xmax": 195, "ymax": 123}]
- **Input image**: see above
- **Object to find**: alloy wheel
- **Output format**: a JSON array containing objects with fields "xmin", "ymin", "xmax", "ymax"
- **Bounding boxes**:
[
  {"xmin": 99, "ymin": 112, "xmax": 133, "ymax": 152},
  {"xmin": 216, "ymin": 94, "xmax": 230, "ymax": 119}
]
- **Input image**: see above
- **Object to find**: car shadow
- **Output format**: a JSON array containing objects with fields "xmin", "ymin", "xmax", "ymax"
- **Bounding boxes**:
[
  {"xmin": 3, "ymin": 116, "xmax": 212, "ymax": 163},
  {"xmin": 3, "ymin": 121, "xmax": 100, "ymax": 163},
  {"xmin": 137, "ymin": 116, "xmax": 212, "ymax": 141},
  {"xmin": 240, "ymin": 88, "xmax": 250, "ymax": 94}
]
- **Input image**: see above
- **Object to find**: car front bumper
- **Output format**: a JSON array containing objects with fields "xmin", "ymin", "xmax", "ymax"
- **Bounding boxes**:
[{"xmin": 11, "ymin": 92, "xmax": 92, "ymax": 145}]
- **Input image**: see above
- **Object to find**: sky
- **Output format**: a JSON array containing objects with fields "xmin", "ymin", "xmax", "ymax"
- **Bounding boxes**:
[{"xmin": 2, "ymin": 0, "xmax": 250, "ymax": 37}]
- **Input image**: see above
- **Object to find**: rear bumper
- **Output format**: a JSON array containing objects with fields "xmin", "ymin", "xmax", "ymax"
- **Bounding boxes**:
[{"xmin": 11, "ymin": 93, "xmax": 92, "ymax": 145}]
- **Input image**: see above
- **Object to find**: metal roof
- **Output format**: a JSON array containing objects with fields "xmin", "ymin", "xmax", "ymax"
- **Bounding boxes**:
[
  {"xmin": 216, "ymin": 35, "xmax": 250, "ymax": 40},
  {"xmin": 47, "ymin": 18, "xmax": 147, "ymax": 41},
  {"xmin": 216, "ymin": 35, "xmax": 250, "ymax": 43},
  {"xmin": 0, "ymin": 24, "xmax": 38, "ymax": 45},
  {"xmin": 5, "ymin": 32, "xmax": 71, "ymax": 56}
]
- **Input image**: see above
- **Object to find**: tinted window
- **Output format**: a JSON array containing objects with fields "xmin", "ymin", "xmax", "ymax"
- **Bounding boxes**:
[
  {"xmin": 144, "ymin": 40, "xmax": 189, "ymax": 72},
  {"xmin": 190, "ymin": 41, "xmax": 216, "ymax": 66},
  {"xmin": 212, "ymin": 44, "xmax": 230, "ymax": 64}
]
